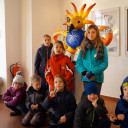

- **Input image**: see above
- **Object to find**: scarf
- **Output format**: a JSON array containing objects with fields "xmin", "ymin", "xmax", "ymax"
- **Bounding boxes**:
[{"xmin": 81, "ymin": 39, "xmax": 104, "ymax": 61}]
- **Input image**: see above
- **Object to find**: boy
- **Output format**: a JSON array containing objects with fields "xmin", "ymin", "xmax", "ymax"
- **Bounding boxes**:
[
  {"xmin": 74, "ymin": 82, "xmax": 111, "ymax": 128},
  {"xmin": 34, "ymin": 34, "xmax": 53, "ymax": 92},
  {"xmin": 110, "ymin": 76, "xmax": 128, "ymax": 128},
  {"xmin": 22, "ymin": 75, "xmax": 46, "ymax": 127},
  {"xmin": 2, "ymin": 71, "xmax": 27, "ymax": 116}
]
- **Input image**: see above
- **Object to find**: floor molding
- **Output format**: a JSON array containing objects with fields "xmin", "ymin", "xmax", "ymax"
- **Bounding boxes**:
[{"xmin": 100, "ymin": 95, "xmax": 119, "ymax": 102}]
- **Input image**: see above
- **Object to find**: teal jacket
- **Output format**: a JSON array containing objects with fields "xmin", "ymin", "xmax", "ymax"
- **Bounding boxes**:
[{"xmin": 76, "ymin": 45, "xmax": 108, "ymax": 83}]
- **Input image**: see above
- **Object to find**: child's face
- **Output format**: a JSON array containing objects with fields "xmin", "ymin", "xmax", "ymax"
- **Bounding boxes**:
[
  {"xmin": 43, "ymin": 36, "xmax": 51, "ymax": 47},
  {"xmin": 54, "ymin": 77, "xmax": 64, "ymax": 92},
  {"xmin": 123, "ymin": 86, "xmax": 128, "ymax": 100},
  {"xmin": 31, "ymin": 80, "xmax": 41, "ymax": 91},
  {"xmin": 87, "ymin": 28, "xmax": 97, "ymax": 41},
  {"xmin": 54, "ymin": 43, "xmax": 63, "ymax": 55},
  {"xmin": 13, "ymin": 82, "xmax": 23, "ymax": 90},
  {"xmin": 87, "ymin": 93, "xmax": 98, "ymax": 102}
]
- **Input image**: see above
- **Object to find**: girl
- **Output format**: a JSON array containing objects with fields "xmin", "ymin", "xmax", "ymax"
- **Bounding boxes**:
[
  {"xmin": 45, "ymin": 40, "xmax": 75, "ymax": 91},
  {"xmin": 43, "ymin": 75, "xmax": 77, "ymax": 128},
  {"xmin": 2, "ymin": 71, "xmax": 27, "ymax": 116},
  {"xmin": 34, "ymin": 34, "xmax": 53, "ymax": 92},
  {"xmin": 76, "ymin": 25, "xmax": 108, "ymax": 94}
]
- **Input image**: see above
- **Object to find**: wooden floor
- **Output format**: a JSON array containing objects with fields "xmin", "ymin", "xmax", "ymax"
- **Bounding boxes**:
[{"xmin": 0, "ymin": 96, "xmax": 120, "ymax": 128}]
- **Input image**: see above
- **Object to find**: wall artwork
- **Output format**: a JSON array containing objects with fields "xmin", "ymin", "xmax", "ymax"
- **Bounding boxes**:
[
  {"xmin": 124, "ymin": 6, "xmax": 128, "ymax": 56},
  {"xmin": 91, "ymin": 7, "xmax": 120, "ymax": 56}
]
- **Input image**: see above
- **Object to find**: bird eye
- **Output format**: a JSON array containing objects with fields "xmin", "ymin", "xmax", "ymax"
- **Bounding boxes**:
[{"xmin": 77, "ymin": 21, "xmax": 80, "ymax": 23}]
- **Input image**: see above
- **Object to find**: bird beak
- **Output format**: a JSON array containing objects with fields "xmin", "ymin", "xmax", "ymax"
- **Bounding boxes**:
[{"xmin": 69, "ymin": 24, "xmax": 74, "ymax": 32}]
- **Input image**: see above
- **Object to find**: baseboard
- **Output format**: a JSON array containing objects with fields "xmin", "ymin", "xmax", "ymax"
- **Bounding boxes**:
[
  {"xmin": 100, "ymin": 95, "xmax": 119, "ymax": 102},
  {"xmin": 0, "ymin": 94, "xmax": 119, "ymax": 102}
]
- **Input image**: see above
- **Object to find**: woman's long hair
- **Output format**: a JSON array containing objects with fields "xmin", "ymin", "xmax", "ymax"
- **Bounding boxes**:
[{"xmin": 81, "ymin": 25, "xmax": 104, "ymax": 61}]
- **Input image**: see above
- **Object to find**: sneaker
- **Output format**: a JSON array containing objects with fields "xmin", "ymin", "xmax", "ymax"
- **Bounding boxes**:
[{"xmin": 10, "ymin": 111, "xmax": 21, "ymax": 116}]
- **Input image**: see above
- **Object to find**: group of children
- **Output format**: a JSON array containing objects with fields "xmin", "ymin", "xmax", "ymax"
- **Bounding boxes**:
[{"xmin": 2, "ymin": 25, "xmax": 128, "ymax": 128}]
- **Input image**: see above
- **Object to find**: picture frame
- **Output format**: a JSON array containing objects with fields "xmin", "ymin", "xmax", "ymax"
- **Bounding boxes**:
[
  {"xmin": 66, "ymin": 17, "xmax": 70, "ymax": 31},
  {"xmin": 124, "ymin": 6, "xmax": 128, "ymax": 56},
  {"xmin": 91, "ymin": 7, "xmax": 120, "ymax": 56}
]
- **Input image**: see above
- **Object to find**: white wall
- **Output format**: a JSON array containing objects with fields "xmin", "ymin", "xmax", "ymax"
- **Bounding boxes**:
[
  {"xmin": 20, "ymin": 0, "xmax": 62, "ymax": 86},
  {"xmin": 32, "ymin": 0, "xmax": 61, "ymax": 74},
  {"xmin": 61, "ymin": 0, "xmax": 128, "ymax": 98},
  {"xmin": 0, "ymin": 0, "xmax": 21, "ymax": 95},
  {"xmin": 0, "ymin": 0, "xmax": 7, "ymax": 94},
  {"xmin": 20, "ymin": 0, "xmax": 32, "ymax": 87}
]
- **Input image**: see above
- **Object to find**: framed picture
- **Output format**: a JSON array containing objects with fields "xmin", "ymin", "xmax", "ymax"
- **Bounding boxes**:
[
  {"xmin": 91, "ymin": 7, "xmax": 120, "ymax": 56},
  {"xmin": 124, "ymin": 6, "xmax": 128, "ymax": 56},
  {"xmin": 67, "ymin": 17, "xmax": 70, "ymax": 31}
]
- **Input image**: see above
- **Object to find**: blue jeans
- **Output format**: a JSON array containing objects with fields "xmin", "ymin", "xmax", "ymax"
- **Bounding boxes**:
[{"xmin": 5, "ymin": 101, "xmax": 27, "ymax": 113}]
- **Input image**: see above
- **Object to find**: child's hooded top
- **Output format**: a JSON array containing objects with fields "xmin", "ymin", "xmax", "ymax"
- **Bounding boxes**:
[
  {"xmin": 2, "ymin": 72, "xmax": 27, "ymax": 107},
  {"xmin": 114, "ymin": 76, "xmax": 128, "ymax": 128},
  {"xmin": 43, "ymin": 89, "xmax": 77, "ymax": 125},
  {"xmin": 25, "ymin": 86, "xmax": 46, "ymax": 112},
  {"xmin": 34, "ymin": 44, "xmax": 53, "ymax": 75},
  {"xmin": 74, "ymin": 82, "xmax": 108, "ymax": 128},
  {"xmin": 45, "ymin": 52, "xmax": 75, "ymax": 91}
]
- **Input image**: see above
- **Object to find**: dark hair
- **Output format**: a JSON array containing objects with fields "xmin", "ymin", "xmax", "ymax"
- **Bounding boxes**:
[
  {"xmin": 54, "ymin": 75, "xmax": 67, "ymax": 90},
  {"xmin": 52, "ymin": 40, "xmax": 65, "ymax": 54},
  {"xmin": 81, "ymin": 24, "xmax": 104, "ymax": 61},
  {"xmin": 31, "ymin": 74, "xmax": 41, "ymax": 84}
]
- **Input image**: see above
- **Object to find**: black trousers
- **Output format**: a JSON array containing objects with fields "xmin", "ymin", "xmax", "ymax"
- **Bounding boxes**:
[{"xmin": 94, "ymin": 118, "xmax": 111, "ymax": 128}]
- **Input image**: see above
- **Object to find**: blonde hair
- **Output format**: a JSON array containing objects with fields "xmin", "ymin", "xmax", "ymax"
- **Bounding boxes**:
[
  {"xmin": 52, "ymin": 40, "xmax": 65, "ymax": 54},
  {"xmin": 31, "ymin": 74, "xmax": 41, "ymax": 84},
  {"xmin": 81, "ymin": 25, "xmax": 102, "ymax": 52}
]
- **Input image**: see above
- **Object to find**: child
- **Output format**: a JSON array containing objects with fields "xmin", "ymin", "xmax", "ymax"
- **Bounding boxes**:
[
  {"xmin": 109, "ymin": 76, "xmax": 128, "ymax": 128},
  {"xmin": 2, "ymin": 71, "xmax": 27, "ymax": 116},
  {"xmin": 43, "ymin": 75, "xmax": 77, "ymax": 128},
  {"xmin": 45, "ymin": 40, "xmax": 75, "ymax": 91},
  {"xmin": 76, "ymin": 25, "xmax": 108, "ymax": 94},
  {"xmin": 34, "ymin": 34, "xmax": 53, "ymax": 92},
  {"xmin": 22, "ymin": 75, "xmax": 46, "ymax": 127},
  {"xmin": 74, "ymin": 82, "xmax": 111, "ymax": 128}
]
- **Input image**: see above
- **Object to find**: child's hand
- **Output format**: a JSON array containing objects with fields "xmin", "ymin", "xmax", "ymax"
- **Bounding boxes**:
[
  {"xmin": 4, "ymin": 101, "xmax": 7, "ymax": 104},
  {"xmin": 85, "ymin": 72, "xmax": 95, "ymax": 81},
  {"xmin": 34, "ymin": 104, "xmax": 38, "ymax": 110},
  {"xmin": 89, "ymin": 76, "xmax": 95, "ymax": 81},
  {"xmin": 31, "ymin": 104, "xmax": 35, "ymax": 110},
  {"xmin": 13, "ymin": 97, "xmax": 16, "ymax": 100},
  {"xmin": 50, "ymin": 89, "xmax": 57, "ymax": 98},
  {"xmin": 117, "ymin": 114, "xmax": 125, "ymax": 121},
  {"xmin": 58, "ymin": 115, "xmax": 66, "ymax": 124},
  {"xmin": 109, "ymin": 114, "xmax": 117, "ymax": 122},
  {"xmin": 92, "ymin": 96, "xmax": 98, "ymax": 107}
]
